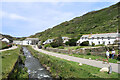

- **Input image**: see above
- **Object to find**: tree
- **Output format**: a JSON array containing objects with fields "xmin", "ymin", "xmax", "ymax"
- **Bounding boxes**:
[
  {"xmin": 80, "ymin": 41, "xmax": 89, "ymax": 46},
  {"xmin": 55, "ymin": 35, "xmax": 63, "ymax": 46},
  {"xmin": 65, "ymin": 38, "xmax": 78, "ymax": 46}
]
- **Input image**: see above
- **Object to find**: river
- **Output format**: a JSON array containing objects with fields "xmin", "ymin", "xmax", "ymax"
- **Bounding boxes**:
[{"xmin": 23, "ymin": 47, "xmax": 52, "ymax": 80}]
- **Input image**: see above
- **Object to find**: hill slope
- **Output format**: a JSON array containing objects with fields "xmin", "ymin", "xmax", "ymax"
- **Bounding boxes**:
[{"xmin": 30, "ymin": 2, "xmax": 120, "ymax": 41}]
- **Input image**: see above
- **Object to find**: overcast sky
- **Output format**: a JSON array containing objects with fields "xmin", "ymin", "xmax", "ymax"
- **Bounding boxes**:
[{"xmin": 0, "ymin": 0, "xmax": 119, "ymax": 37}]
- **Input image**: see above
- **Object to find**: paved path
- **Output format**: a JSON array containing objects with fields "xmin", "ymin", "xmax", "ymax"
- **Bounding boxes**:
[
  {"xmin": 0, "ymin": 46, "xmax": 18, "ymax": 52},
  {"xmin": 32, "ymin": 45, "xmax": 120, "ymax": 73}
]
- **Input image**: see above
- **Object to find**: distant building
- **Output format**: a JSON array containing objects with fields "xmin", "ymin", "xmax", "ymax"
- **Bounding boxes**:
[
  {"xmin": 43, "ymin": 39, "xmax": 54, "ymax": 45},
  {"xmin": 23, "ymin": 38, "xmax": 39, "ymax": 45},
  {"xmin": 77, "ymin": 32, "xmax": 120, "ymax": 46},
  {"xmin": 1, "ymin": 38, "xmax": 10, "ymax": 43},
  {"xmin": 13, "ymin": 38, "xmax": 39, "ymax": 45},
  {"xmin": 62, "ymin": 37, "xmax": 70, "ymax": 43},
  {"xmin": 13, "ymin": 40, "xmax": 23, "ymax": 45}
]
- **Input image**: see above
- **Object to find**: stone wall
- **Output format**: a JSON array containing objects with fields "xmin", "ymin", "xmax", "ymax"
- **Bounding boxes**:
[{"xmin": 45, "ymin": 45, "xmax": 118, "ymax": 57}]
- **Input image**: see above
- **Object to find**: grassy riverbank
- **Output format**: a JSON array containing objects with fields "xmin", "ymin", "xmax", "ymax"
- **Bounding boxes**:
[
  {"xmin": 0, "ymin": 46, "xmax": 28, "ymax": 79},
  {"xmin": 27, "ymin": 46, "xmax": 119, "ymax": 79},
  {"xmin": 0, "ymin": 48, "xmax": 19, "ymax": 79}
]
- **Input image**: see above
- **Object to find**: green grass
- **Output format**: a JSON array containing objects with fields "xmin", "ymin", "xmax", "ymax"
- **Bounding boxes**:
[
  {"xmin": 0, "ymin": 46, "xmax": 28, "ymax": 79},
  {"xmin": 0, "ymin": 48, "xmax": 19, "ymax": 79},
  {"xmin": 27, "ymin": 46, "xmax": 119, "ymax": 79},
  {"xmin": 0, "ymin": 41, "xmax": 8, "ymax": 50}
]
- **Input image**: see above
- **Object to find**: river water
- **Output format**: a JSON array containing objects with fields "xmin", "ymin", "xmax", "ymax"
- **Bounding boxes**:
[{"xmin": 23, "ymin": 47, "xmax": 52, "ymax": 80}]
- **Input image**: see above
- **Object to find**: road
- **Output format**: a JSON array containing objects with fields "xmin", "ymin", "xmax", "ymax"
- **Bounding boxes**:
[{"xmin": 32, "ymin": 45, "xmax": 120, "ymax": 73}]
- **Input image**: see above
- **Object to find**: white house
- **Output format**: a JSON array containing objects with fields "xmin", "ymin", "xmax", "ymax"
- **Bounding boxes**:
[
  {"xmin": 43, "ymin": 39, "xmax": 54, "ymax": 45},
  {"xmin": 23, "ymin": 38, "xmax": 39, "ymax": 45},
  {"xmin": 13, "ymin": 38, "xmax": 39, "ymax": 45},
  {"xmin": 13, "ymin": 40, "xmax": 23, "ymax": 45},
  {"xmin": 77, "ymin": 32, "xmax": 120, "ymax": 46},
  {"xmin": 1, "ymin": 38, "xmax": 10, "ymax": 43},
  {"xmin": 62, "ymin": 37, "xmax": 70, "ymax": 43}
]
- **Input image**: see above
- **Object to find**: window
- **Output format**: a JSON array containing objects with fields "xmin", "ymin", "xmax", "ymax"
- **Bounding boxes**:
[
  {"xmin": 85, "ymin": 37, "xmax": 87, "ymax": 39},
  {"xmin": 82, "ymin": 37, "xmax": 84, "ymax": 40},
  {"xmin": 108, "ymin": 37, "xmax": 110, "ymax": 40},
  {"xmin": 98, "ymin": 41, "xmax": 100, "ymax": 44},
  {"xmin": 102, "ymin": 37, "xmax": 104, "ymax": 40},
  {"xmin": 97, "ymin": 37, "xmax": 99, "ymax": 40}
]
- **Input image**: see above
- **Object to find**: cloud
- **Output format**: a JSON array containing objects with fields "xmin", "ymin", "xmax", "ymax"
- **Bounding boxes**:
[
  {"xmin": 9, "ymin": 13, "xmax": 28, "ymax": 20},
  {"xmin": 2, "ymin": 0, "xmax": 120, "ymax": 2},
  {"xmin": 0, "ymin": 11, "xmax": 28, "ymax": 21}
]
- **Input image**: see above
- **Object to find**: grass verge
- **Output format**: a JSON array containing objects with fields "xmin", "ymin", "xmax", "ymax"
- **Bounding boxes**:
[{"xmin": 27, "ymin": 46, "xmax": 119, "ymax": 79}]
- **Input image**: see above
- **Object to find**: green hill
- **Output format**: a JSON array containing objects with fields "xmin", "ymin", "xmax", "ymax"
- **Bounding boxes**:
[{"xmin": 30, "ymin": 2, "xmax": 120, "ymax": 41}]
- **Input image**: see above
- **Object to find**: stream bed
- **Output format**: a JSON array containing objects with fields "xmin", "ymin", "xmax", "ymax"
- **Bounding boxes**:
[{"xmin": 23, "ymin": 47, "xmax": 52, "ymax": 80}]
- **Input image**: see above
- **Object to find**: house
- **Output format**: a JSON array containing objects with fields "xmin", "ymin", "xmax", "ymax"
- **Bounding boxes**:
[
  {"xmin": 43, "ymin": 39, "xmax": 54, "ymax": 45},
  {"xmin": 13, "ymin": 40, "xmax": 23, "ymax": 45},
  {"xmin": 23, "ymin": 38, "xmax": 39, "ymax": 45},
  {"xmin": 62, "ymin": 37, "xmax": 70, "ymax": 43},
  {"xmin": 77, "ymin": 32, "xmax": 120, "ymax": 46},
  {"xmin": 1, "ymin": 38, "xmax": 10, "ymax": 43},
  {"xmin": 13, "ymin": 38, "xmax": 39, "ymax": 45}
]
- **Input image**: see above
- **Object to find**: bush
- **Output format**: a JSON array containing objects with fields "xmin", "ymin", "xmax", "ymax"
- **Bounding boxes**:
[
  {"xmin": 75, "ymin": 46, "xmax": 82, "ymax": 50},
  {"xmin": 65, "ymin": 39, "xmax": 78, "ymax": 46},
  {"xmin": 44, "ymin": 44, "xmax": 51, "ymax": 48},
  {"xmin": 87, "ymin": 53, "xmax": 91, "ymax": 55},
  {"xmin": 92, "ymin": 42, "xmax": 95, "ymax": 46},
  {"xmin": 50, "ymin": 42, "xmax": 59, "ymax": 48},
  {"xmin": 80, "ymin": 41, "xmax": 89, "ymax": 46},
  {"xmin": 58, "ymin": 46, "xmax": 64, "ymax": 49},
  {"xmin": 96, "ymin": 44, "xmax": 105, "ymax": 46}
]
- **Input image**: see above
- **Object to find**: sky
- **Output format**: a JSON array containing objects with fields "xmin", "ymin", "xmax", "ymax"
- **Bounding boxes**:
[{"xmin": 0, "ymin": 0, "xmax": 119, "ymax": 37}]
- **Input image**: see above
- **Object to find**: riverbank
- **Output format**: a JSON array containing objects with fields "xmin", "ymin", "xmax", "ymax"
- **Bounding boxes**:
[
  {"xmin": 0, "ymin": 46, "xmax": 28, "ymax": 80},
  {"xmin": 27, "ymin": 46, "xmax": 119, "ymax": 79}
]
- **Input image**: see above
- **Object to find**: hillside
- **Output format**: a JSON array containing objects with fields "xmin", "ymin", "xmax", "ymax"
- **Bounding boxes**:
[{"xmin": 29, "ymin": 2, "xmax": 120, "ymax": 41}]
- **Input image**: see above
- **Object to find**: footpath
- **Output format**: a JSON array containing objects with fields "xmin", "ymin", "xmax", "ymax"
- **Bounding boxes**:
[{"xmin": 0, "ymin": 46, "xmax": 18, "ymax": 52}]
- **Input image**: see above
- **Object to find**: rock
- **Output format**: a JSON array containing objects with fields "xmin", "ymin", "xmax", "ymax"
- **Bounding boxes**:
[
  {"xmin": 79, "ymin": 63, "xmax": 83, "ymax": 66},
  {"xmin": 100, "ymin": 67, "xmax": 109, "ymax": 72},
  {"xmin": 89, "ymin": 58, "xmax": 91, "ymax": 60}
]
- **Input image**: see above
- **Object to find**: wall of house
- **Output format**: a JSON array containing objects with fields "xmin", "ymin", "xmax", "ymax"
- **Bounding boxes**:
[{"xmin": 77, "ymin": 38, "xmax": 116, "ymax": 46}]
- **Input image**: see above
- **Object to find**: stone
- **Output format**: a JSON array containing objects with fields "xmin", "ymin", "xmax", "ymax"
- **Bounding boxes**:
[
  {"xmin": 100, "ymin": 67, "xmax": 109, "ymax": 72},
  {"xmin": 89, "ymin": 58, "xmax": 91, "ymax": 60},
  {"xmin": 79, "ymin": 63, "xmax": 83, "ymax": 66}
]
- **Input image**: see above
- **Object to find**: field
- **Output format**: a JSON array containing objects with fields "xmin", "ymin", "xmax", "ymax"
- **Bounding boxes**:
[{"xmin": 27, "ymin": 46, "xmax": 119, "ymax": 79}]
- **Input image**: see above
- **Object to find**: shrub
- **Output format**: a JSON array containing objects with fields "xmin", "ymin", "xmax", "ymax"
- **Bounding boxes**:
[
  {"xmin": 44, "ymin": 44, "xmax": 51, "ymax": 48},
  {"xmin": 58, "ymin": 46, "xmax": 64, "ymax": 49},
  {"xmin": 65, "ymin": 38, "xmax": 78, "ymax": 46},
  {"xmin": 92, "ymin": 42, "xmax": 95, "ymax": 46},
  {"xmin": 96, "ymin": 44, "xmax": 105, "ymax": 46},
  {"xmin": 87, "ymin": 53, "xmax": 91, "ymax": 55},
  {"xmin": 80, "ymin": 41, "xmax": 89, "ymax": 46},
  {"xmin": 50, "ymin": 42, "xmax": 59, "ymax": 48},
  {"xmin": 75, "ymin": 46, "xmax": 82, "ymax": 50}
]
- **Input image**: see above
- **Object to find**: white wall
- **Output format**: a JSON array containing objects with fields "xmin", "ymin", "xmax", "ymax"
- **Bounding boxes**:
[
  {"xmin": 77, "ymin": 38, "xmax": 116, "ymax": 45},
  {"xmin": 2, "ymin": 38, "xmax": 9, "ymax": 43}
]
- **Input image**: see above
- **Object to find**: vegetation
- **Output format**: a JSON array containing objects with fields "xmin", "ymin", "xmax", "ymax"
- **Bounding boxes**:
[
  {"xmin": 80, "ymin": 41, "xmax": 89, "ymax": 46},
  {"xmin": 27, "ymin": 46, "xmax": 119, "ymax": 79},
  {"xmin": 0, "ymin": 41, "xmax": 12, "ymax": 50},
  {"xmin": 0, "ymin": 48, "xmax": 19, "ymax": 79},
  {"xmin": 0, "ymin": 46, "xmax": 28, "ymax": 80},
  {"xmin": 65, "ymin": 38, "xmax": 78, "ymax": 46},
  {"xmin": 8, "ymin": 46, "xmax": 28, "ymax": 79},
  {"xmin": 29, "ymin": 2, "xmax": 120, "ymax": 41}
]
